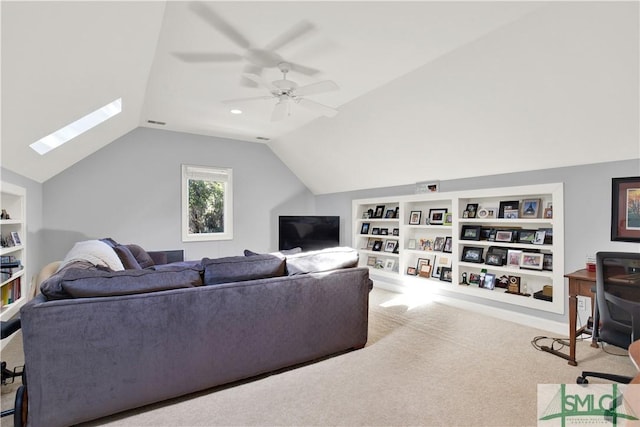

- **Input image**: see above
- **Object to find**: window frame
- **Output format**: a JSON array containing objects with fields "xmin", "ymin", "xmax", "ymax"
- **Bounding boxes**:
[{"xmin": 181, "ymin": 164, "xmax": 233, "ymax": 242}]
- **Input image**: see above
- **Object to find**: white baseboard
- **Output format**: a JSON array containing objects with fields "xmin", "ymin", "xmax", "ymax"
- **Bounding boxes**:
[{"xmin": 373, "ymin": 280, "xmax": 567, "ymax": 336}]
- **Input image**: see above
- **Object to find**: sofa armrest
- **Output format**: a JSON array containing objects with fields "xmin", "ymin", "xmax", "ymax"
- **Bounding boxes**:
[{"xmin": 148, "ymin": 250, "xmax": 184, "ymax": 266}]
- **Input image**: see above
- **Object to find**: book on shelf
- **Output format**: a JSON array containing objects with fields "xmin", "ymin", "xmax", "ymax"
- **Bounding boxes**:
[{"xmin": 1, "ymin": 276, "xmax": 22, "ymax": 306}]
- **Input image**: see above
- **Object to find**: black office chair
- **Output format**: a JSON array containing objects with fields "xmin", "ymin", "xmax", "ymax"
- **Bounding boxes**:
[{"xmin": 577, "ymin": 251, "xmax": 640, "ymax": 384}]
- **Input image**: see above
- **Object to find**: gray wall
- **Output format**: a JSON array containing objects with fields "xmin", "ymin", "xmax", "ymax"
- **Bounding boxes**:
[
  {"xmin": 316, "ymin": 158, "xmax": 640, "ymax": 323},
  {"xmin": 42, "ymin": 128, "xmax": 315, "ymax": 264}
]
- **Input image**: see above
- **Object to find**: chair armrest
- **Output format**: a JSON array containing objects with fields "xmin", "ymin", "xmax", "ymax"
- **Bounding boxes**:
[{"xmin": 606, "ymin": 293, "xmax": 640, "ymax": 342}]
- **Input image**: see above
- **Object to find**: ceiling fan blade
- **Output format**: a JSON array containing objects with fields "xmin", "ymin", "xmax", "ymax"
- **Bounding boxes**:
[
  {"xmin": 172, "ymin": 52, "xmax": 243, "ymax": 63},
  {"xmin": 190, "ymin": 2, "xmax": 252, "ymax": 50},
  {"xmin": 271, "ymin": 99, "xmax": 290, "ymax": 122},
  {"xmin": 242, "ymin": 73, "xmax": 277, "ymax": 92},
  {"xmin": 297, "ymin": 98, "xmax": 338, "ymax": 117},
  {"xmin": 264, "ymin": 21, "xmax": 315, "ymax": 52},
  {"xmin": 221, "ymin": 96, "xmax": 273, "ymax": 104},
  {"xmin": 294, "ymin": 80, "xmax": 339, "ymax": 96},
  {"xmin": 287, "ymin": 62, "xmax": 320, "ymax": 76},
  {"xmin": 240, "ymin": 65, "xmax": 264, "ymax": 87}
]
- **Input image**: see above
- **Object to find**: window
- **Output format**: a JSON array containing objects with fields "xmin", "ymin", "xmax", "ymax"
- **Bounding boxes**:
[{"xmin": 181, "ymin": 164, "xmax": 233, "ymax": 241}]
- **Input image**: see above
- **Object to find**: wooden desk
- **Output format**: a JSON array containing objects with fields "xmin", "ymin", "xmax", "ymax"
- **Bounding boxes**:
[
  {"xmin": 625, "ymin": 340, "xmax": 640, "ymax": 416},
  {"xmin": 542, "ymin": 269, "xmax": 599, "ymax": 365}
]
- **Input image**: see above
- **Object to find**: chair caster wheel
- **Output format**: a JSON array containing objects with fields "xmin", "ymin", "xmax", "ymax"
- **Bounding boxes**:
[
  {"xmin": 577, "ymin": 376, "xmax": 589, "ymax": 385},
  {"xmin": 14, "ymin": 384, "xmax": 27, "ymax": 427}
]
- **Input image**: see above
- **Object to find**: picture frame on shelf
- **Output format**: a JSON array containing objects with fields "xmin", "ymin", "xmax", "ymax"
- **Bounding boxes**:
[
  {"xmin": 384, "ymin": 240, "xmax": 396, "ymax": 252},
  {"xmin": 374, "ymin": 205, "xmax": 386, "ymax": 218},
  {"xmin": 494, "ymin": 230, "xmax": 514, "ymax": 243},
  {"xmin": 461, "ymin": 246, "xmax": 484, "ymax": 263},
  {"xmin": 507, "ymin": 249, "xmax": 522, "ymax": 267},
  {"xmin": 407, "ymin": 266, "xmax": 417, "ymax": 275},
  {"xmin": 520, "ymin": 252, "xmax": 544, "ymax": 270},
  {"xmin": 533, "ymin": 230, "xmax": 546, "ymax": 245},
  {"xmin": 9, "ymin": 232, "xmax": 21, "ymax": 246},
  {"xmin": 611, "ymin": 176, "xmax": 640, "ymax": 242},
  {"xmin": 428, "ymin": 208, "xmax": 448, "ymax": 225},
  {"xmin": 503, "ymin": 209, "xmax": 519, "ymax": 219},
  {"xmin": 360, "ymin": 223, "xmax": 370, "ymax": 235},
  {"xmin": 409, "ymin": 211, "xmax": 422, "ymax": 225},
  {"xmin": 539, "ymin": 228, "xmax": 553, "ymax": 244},
  {"xmin": 485, "ymin": 253, "xmax": 504, "ymax": 267},
  {"xmin": 498, "ymin": 201, "xmax": 520, "ymax": 219},
  {"xmin": 367, "ymin": 239, "xmax": 375, "ymax": 250},
  {"xmin": 372, "ymin": 240, "xmax": 383, "ymax": 252},
  {"xmin": 443, "ymin": 212, "xmax": 453, "ymax": 226},
  {"xmin": 517, "ymin": 229, "xmax": 537, "ymax": 244},
  {"xmin": 521, "ymin": 198, "xmax": 541, "ymax": 218},
  {"xmin": 375, "ymin": 259, "xmax": 385, "ymax": 269},
  {"xmin": 371, "ymin": 228, "xmax": 380, "ymax": 235},
  {"xmin": 543, "ymin": 253, "xmax": 553, "ymax": 271},
  {"xmin": 392, "ymin": 228, "xmax": 399, "ymax": 236},
  {"xmin": 433, "ymin": 236, "xmax": 445, "ymax": 251},
  {"xmin": 483, "ymin": 273, "xmax": 496, "ymax": 290},
  {"xmin": 362, "ymin": 212, "xmax": 370, "ymax": 219},
  {"xmin": 419, "ymin": 238, "xmax": 433, "ymax": 251},
  {"xmin": 380, "ymin": 228, "xmax": 389, "ymax": 235},
  {"xmin": 465, "ymin": 203, "xmax": 479, "ymax": 218},
  {"xmin": 487, "ymin": 246, "xmax": 508, "ymax": 265},
  {"xmin": 416, "ymin": 257, "xmax": 431, "ymax": 271},
  {"xmin": 419, "ymin": 263, "xmax": 432, "ymax": 278},
  {"xmin": 439, "ymin": 267, "xmax": 453, "ymax": 282},
  {"xmin": 395, "ymin": 207, "xmax": 400, "ymax": 218},
  {"xmin": 543, "ymin": 203, "xmax": 553, "ymax": 219},
  {"xmin": 443, "ymin": 236, "xmax": 453, "ymax": 253},
  {"xmin": 480, "ymin": 228, "xmax": 493, "ymax": 240},
  {"xmin": 367, "ymin": 256, "xmax": 376, "ymax": 266},
  {"xmin": 384, "ymin": 259, "xmax": 396, "ymax": 271},
  {"xmin": 408, "ymin": 239, "xmax": 417, "ymax": 250},
  {"xmin": 460, "ymin": 225, "xmax": 482, "ymax": 240},
  {"xmin": 385, "ymin": 209, "xmax": 396, "ymax": 219}
]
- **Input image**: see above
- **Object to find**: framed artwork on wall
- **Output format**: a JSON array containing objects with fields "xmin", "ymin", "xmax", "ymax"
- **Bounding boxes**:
[{"xmin": 611, "ymin": 176, "xmax": 640, "ymax": 242}]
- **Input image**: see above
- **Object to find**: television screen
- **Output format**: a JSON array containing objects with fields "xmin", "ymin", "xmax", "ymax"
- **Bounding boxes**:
[{"xmin": 278, "ymin": 216, "xmax": 340, "ymax": 251}]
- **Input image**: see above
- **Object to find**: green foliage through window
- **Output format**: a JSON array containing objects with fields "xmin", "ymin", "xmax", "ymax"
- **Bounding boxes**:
[{"xmin": 188, "ymin": 179, "xmax": 225, "ymax": 234}]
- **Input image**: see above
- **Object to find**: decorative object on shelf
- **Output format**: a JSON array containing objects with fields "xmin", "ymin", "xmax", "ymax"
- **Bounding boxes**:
[
  {"xmin": 367, "ymin": 256, "xmax": 376, "ymax": 266},
  {"xmin": 539, "ymin": 228, "xmax": 553, "ymax": 244},
  {"xmin": 407, "ymin": 239, "xmax": 417, "ymax": 250},
  {"xmin": 374, "ymin": 259, "xmax": 385, "ymax": 269},
  {"xmin": 428, "ymin": 208, "xmax": 448, "ymax": 225},
  {"xmin": 483, "ymin": 273, "xmax": 496, "ymax": 290},
  {"xmin": 496, "ymin": 275, "xmax": 510, "ymax": 288},
  {"xmin": 371, "ymin": 228, "xmax": 380, "ymax": 235},
  {"xmin": 384, "ymin": 259, "xmax": 395, "ymax": 271},
  {"xmin": 520, "ymin": 198, "xmax": 542, "ymax": 218},
  {"xmin": 394, "ymin": 207, "xmax": 399, "ymax": 218},
  {"xmin": 372, "ymin": 241, "xmax": 383, "ymax": 251},
  {"xmin": 9, "ymin": 232, "xmax": 21, "ymax": 246},
  {"xmin": 419, "ymin": 238, "xmax": 433, "ymax": 251},
  {"xmin": 461, "ymin": 246, "xmax": 484, "ymax": 263},
  {"xmin": 460, "ymin": 272, "xmax": 468, "ymax": 285},
  {"xmin": 419, "ymin": 263, "xmax": 432, "ymax": 278},
  {"xmin": 415, "ymin": 181, "xmax": 439, "ymax": 193},
  {"xmin": 498, "ymin": 201, "xmax": 520, "ymax": 219},
  {"xmin": 392, "ymin": 228, "xmax": 399, "ymax": 236},
  {"xmin": 366, "ymin": 239, "xmax": 375, "ymax": 250},
  {"xmin": 443, "ymin": 212, "xmax": 453, "ymax": 225},
  {"xmin": 360, "ymin": 223, "xmax": 370, "ymax": 235},
  {"xmin": 464, "ymin": 203, "xmax": 479, "ymax": 218},
  {"xmin": 409, "ymin": 211, "xmax": 422, "ymax": 225},
  {"xmin": 362, "ymin": 212, "xmax": 370, "ymax": 219},
  {"xmin": 367, "ymin": 209, "xmax": 374, "ymax": 218},
  {"xmin": 461, "ymin": 225, "xmax": 482, "ymax": 241},
  {"xmin": 374, "ymin": 205, "xmax": 385, "ymax": 218},
  {"xmin": 611, "ymin": 176, "xmax": 640, "ymax": 242},
  {"xmin": 543, "ymin": 203, "xmax": 553, "ymax": 219},
  {"xmin": 469, "ymin": 273, "xmax": 481, "ymax": 286},
  {"xmin": 443, "ymin": 236, "xmax": 452, "ymax": 253},
  {"xmin": 520, "ymin": 252, "xmax": 544, "ymax": 270},
  {"xmin": 433, "ymin": 236, "xmax": 445, "ymax": 251},
  {"xmin": 508, "ymin": 276, "xmax": 521, "ymax": 293},
  {"xmin": 517, "ymin": 229, "xmax": 536, "ymax": 244},
  {"xmin": 406, "ymin": 266, "xmax": 417, "ymax": 275},
  {"xmin": 384, "ymin": 240, "xmax": 396, "ymax": 252},
  {"xmin": 485, "ymin": 252, "xmax": 504, "ymax": 267},
  {"xmin": 494, "ymin": 230, "xmax": 514, "ymax": 243},
  {"xmin": 543, "ymin": 254, "xmax": 553, "ymax": 271},
  {"xmin": 385, "ymin": 209, "xmax": 396, "ymax": 218},
  {"xmin": 439, "ymin": 267, "xmax": 452, "ymax": 282},
  {"xmin": 487, "ymin": 247, "xmax": 508, "ymax": 265},
  {"xmin": 507, "ymin": 250, "xmax": 522, "ymax": 267},
  {"xmin": 380, "ymin": 228, "xmax": 389, "ymax": 235},
  {"xmin": 533, "ymin": 230, "xmax": 546, "ymax": 245},
  {"xmin": 0, "ymin": 209, "xmax": 10, "ymax": 220}
]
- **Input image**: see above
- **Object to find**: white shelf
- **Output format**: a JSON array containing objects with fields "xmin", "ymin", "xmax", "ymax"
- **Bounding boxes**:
[
  {"xmin": 1, "ymin": 181, "xmax": 27, "ymax": 325},
  {"xmin": 353, "ymin": 183, "xmax": 564, "ymax": 314}
]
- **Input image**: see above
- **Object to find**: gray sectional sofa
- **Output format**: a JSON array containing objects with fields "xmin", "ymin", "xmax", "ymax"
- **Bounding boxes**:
[{"xmin": 20, "ymin": 243, "xmax": 372, "ymax": 427}]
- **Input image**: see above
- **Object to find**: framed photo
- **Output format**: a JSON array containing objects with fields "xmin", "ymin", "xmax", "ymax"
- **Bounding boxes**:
[
  {"xmin": 419, "ymin": 263, "xmax": 432, "ymax": 278},
  {"xmin": 10, "ymin": 232, "xmax": 21, "ymax": 246},
  {"xmin": 520, "ymin": 252, "xmax": 544, "ymax": 270},
  {"xmin": 494, "ymin": 230, "xmax": 514, "ymax": 243},
  {"xmin": 428, "ymin": 208, "xmax": 448, "ymax": 225},
  {"xmin": 443, "ymin": 236, "xmax": 453, "ymax": 253},
  {"xmin": 392, "ymin": 228, "xmax": 399, "ymax": 236},
  {"xmin": 384, "ymin": 240, "xmax": 397, "ymax": 252},
  {"xmin": 385, "ymin": 209, "xmax": 396, "ymax": 219},
  {"xmin": 443, "ymin": 212, "xmax": 453, "ymax": 226},
  {"xmin": 487, "ymin": 246, "xmax": 508, "ymax": 264},
  {"xmin": 407, "ymin": 266, "xmax": 417, "ymax": 275},
  {"xmin": 367, "ymin": 238, "xmax": 375, "ymax": 250},
  {"xmin": 503, "ymin": 209, "xmax": 519, "ymax": 219},
  {"xmin": 468, "ymin": 273, "xmax": 481, "ymax": 286},
  {"xmin": 433, "ymin": 236, "xmax": 445, "ymax": 251},
  {"xmin": 517, "ymin": 229, "xmax": 536, "ymax": 244},
  {"xmin": 611, "ymin": 176, "xmax": 640, "ymax": 242},
  {"xmin": 543, "ymin": 253, "xmax": 553, "ymax": 271},
  {"xmin": 465, "ymin": 203, "xmax": 479, "ymax": 218},
  {"xmin": 362, "ymin": 212, "xmax": 370, "ymax": 219},
  {"xmin": 543, "ymin": 203, "xmax": 553, "ymax": 219},
  {"xmin": 371, "ymin": 227, "xmax": 380, "ymax": 235},
  {"xmin": 439, "ymin": 267, "xmax": 452, "ymax": 282},
  {"xmin": 533, "ymin": 230, "xmax": 546, "ymax": 245},
  {"xmin": 485, "ymin": 252, "xmax": 504, "ymax": 267},
  {"xmin": 461, "ymin": 246, "xmax": 484, "ymax": 263},
  {"xmin": 521, "ymin": 198, "xmax": 541, "ymax": 219},
  {"xmin": 374, "ymin": 205, "xmax": 386, "ymax": 218},
  {"xmin": 367, "ymin": 256, "xmax": 376, "ymax": 266},
  {"xmin": 460, "ymin": 225, "xmax": 482, "ymax": 240},
  {"xmin": 409, "ymin": 210, "xmax": 422, "ymax": 225},
  {"xmin": 483, "ymin": 273, "xmax": 496, "ymax": 290},
  {"xmin": 375, "ymin": 259, "xmax": 385, "ymax": 269},
  {"xmin": 408, "ymin": 239, "xmax": 417, "ymax": 250},
  {"xmin": 384, "ymin": 259, "xmax": 396, "ymax": 271},
  {"xmin": 372, "ymin": 240, "xmax": 383, "ymax": 252},
  {"xmin": 416, "ymin": 257, "xmax": 431, "ymax": 271},
  {"xmin": 507, "ymin": 249, "xmax": 522, "ymax": 267},
  {"xmin": 498, "ymin": 201, "xmax": 520, "ymax": 219},
  {"xmin": 380, "ymin": 228, "xmax": 389, "ymax": 235},
  {"xmin": 416, "ymin": 181, "xmax": 440, "ymax": 193},
  {"xmin": 360, "ymin": 223, "xmax": 370, "ymax": 235},
  {"xmin": 420, "ymin": 238, "xmax": 433, "ymax": 251}
]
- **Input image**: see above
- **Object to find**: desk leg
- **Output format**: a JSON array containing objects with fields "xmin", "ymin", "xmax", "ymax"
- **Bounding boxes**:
[{"xmin": 568, "ymin": 294, "xmax": 578, "ymax": 366}]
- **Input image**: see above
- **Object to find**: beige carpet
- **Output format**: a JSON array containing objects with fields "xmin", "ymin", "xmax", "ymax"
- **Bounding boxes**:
[{"xmin": 1, "ymin": 288, "xmax": 636, "ymax": 426}]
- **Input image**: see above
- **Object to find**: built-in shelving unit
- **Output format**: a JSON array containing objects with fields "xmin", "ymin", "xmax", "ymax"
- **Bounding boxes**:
[
  {"xmin": 1, "ymin": 182, "xmax": 28, "ymax": 341},
  {"xmin": 352, "ymin": 183, "xmax": 564, "ymax": 314}
]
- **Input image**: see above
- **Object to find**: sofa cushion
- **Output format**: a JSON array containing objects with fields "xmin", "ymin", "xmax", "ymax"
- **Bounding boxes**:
[
  {"xmin": 41, "ymin": 260, "xmax": 102, "ymax": 299},
  {"xmin": 59, "ymin": 266, "xmax": 202, "ymax": 298},
  {"xmin": 126, "ymin": 244, "xmax": 155, "ymax": 268},
  {"xmin": 113, "ymin": 245, "xmax": 143, "ymax": 270},
  {"xmin": 285, "ymin": 247, "xmax": 359, "ymax": 275},
  {"xmin": 202, "ymin": 254, "xmax": 285, "ymax": 286},
  {"xmin": 243, "ymin": 247, "xmax": 302, "ymax": 257}
]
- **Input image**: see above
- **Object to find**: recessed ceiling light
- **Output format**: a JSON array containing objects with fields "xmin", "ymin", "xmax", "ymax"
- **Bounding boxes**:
[
  {"xmin": 30, "ymin": 98, "xmax": 122, "ymax": 155},
  {"xmin": 230, "ymin": 109, "xmax": 242, "ymax": 115}
]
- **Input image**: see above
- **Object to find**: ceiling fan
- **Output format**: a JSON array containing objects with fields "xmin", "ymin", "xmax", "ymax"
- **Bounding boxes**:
[
  {"xmin": 174, "ymin": 2, "xmax": 321, "ymax": 86},
  {"xmin": 223, "ymin": 62, "xmax": 339, "ymax": 121}
]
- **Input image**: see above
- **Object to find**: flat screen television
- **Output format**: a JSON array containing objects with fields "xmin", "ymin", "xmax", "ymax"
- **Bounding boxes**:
[{"xmin": 278, "ymin": 216, "xmax": 340, "ymax": 251}]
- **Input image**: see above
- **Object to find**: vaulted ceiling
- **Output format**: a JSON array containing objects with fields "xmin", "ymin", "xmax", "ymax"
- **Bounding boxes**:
[{"xmin": 2, "ymin": 1, "xmax": 638, "ymax": 194}]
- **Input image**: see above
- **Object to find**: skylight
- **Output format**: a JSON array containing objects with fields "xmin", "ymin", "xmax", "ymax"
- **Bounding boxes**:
[{"xmin": 30, "ymin": 98, "xmax": 122, "ymax": 155}]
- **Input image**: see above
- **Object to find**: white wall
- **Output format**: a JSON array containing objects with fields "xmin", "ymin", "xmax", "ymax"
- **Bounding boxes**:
[{"xmin": 41, "ymin": 128, "xmax": 315, "ymax": 264}]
